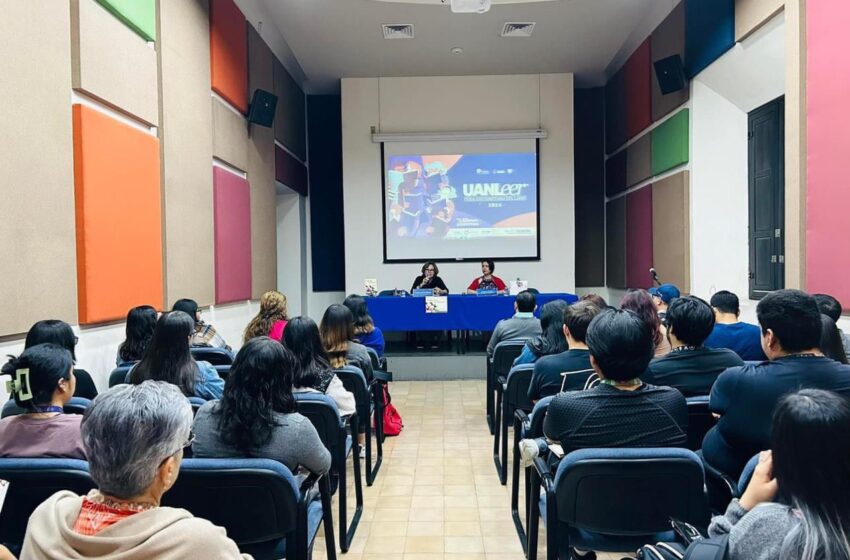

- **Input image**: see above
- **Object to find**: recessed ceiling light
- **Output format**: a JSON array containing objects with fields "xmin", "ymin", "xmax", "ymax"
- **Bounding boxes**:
[{"xmin": 451, "ymin": 47, "xmax": 464, "ymax": 55}]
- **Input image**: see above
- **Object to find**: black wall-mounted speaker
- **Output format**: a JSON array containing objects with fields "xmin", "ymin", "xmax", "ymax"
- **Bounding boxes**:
[
  {"xmin": 654, "ymin": 54, "xmax": 687, "ymax": 95},
  {"xmin": 247, "ymin": 89, "xmax": 278, "ymax": 127}
]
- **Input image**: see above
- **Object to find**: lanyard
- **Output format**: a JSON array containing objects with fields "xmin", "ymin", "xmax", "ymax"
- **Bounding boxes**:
[{"xmin": 34, "ymin": 405, "xmax": 63, "ymax": 414}]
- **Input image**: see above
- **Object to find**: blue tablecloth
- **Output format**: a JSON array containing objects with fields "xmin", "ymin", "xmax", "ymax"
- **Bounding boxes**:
[{"xmin": 365, "ymin": 293, "xmax": 578, "ymax": 332}]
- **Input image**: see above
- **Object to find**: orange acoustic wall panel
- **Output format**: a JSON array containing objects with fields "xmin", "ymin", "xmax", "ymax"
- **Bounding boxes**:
[
  {"xmin": 210, "ymin": 0, "xmax": 248, "ymax": 113},
  {"xmin": 72, "ymin": 104, "xmax": 163, "ymax": 324}
]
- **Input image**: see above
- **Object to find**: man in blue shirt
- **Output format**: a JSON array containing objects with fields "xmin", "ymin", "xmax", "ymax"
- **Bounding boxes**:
[
  {"xmin": 704, "ymin": 290, "xmax": 767, "ymax": 361},
  {"xmin": 702, "ymin": 289, "xmax": 850, "ymax": 478}
]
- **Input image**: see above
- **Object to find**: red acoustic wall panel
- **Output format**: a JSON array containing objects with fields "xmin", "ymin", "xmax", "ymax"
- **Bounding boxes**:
[
  {"xmin": 625, "ymin": 39, "xmax": 652, "ymax": 140},
  {"xmin": 626, "ymin": 186, "xmax": 654, "ymax": 289},
  {"xmin": 213, "ymin": 166, "xmax": 252, "ymax": 303},
  {"xmin": 806, "ymin": 0, "xmax": 850, "ymax": 305},
  {"xmin": 210, "ymin": 0, "xmax": 248, "ymax": 113}
]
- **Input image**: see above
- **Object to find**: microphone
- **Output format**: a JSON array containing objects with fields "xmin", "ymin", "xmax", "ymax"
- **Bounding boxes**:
[{"xmin": 649, "ymin": 267, "xmax": 661, "ymax": 286}]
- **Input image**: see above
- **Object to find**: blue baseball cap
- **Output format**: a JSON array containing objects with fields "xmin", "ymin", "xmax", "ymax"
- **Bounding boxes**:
[{"xmin": 649, "ymin": 284, "xmax": 680, "ymax": 304}]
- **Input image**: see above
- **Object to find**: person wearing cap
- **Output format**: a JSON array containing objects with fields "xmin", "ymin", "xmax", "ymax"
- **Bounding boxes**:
[{"xmin": 649, "ymin": 284, "xmax": 680, "ymax": 320}]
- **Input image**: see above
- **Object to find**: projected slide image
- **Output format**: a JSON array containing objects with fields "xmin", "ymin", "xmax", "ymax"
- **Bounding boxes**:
[{"xmin": 385, "ymin": 152, "xmax": 537, "ymax": 243}]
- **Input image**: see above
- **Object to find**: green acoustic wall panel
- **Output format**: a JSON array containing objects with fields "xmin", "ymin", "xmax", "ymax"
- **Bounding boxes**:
[
  {"xmin": 95, "ymin": 0, "xmax": 156, "ymax": 41},
  {"xmin": 651, "ymin": 108, "xmax": 689, "ymax": 175}
]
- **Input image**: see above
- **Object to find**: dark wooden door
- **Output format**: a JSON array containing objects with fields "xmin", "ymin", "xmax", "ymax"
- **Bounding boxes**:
[{"xmin": 748, "ymin": 97, "xmax": 785, "ymax": 299}]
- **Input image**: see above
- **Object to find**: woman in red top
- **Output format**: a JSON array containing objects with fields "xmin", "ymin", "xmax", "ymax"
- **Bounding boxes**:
[{"xmin": 466, "ymin": 259, "xmax": 507, "ymax": 294}]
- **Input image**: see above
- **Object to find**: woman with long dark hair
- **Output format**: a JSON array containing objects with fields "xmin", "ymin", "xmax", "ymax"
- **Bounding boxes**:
[
  {"xmin": 819, "ymin": 314, "xmax": 849, "ymax": 364},
  {"xmin": 709, "ymin": 388, "xmax": 850, "ymax": 559},
  {"xmin": 514, "ymin": 299, "xmax": 570, "ymax": 366},
  {"xmin": 25, "ymin": 319, "xmax": 97, "ymax": 399},
  {"xmin": 128, "ymin": 311, "xmax": 224, "ymax": 400},
  {"xmin": 283, "ymin": 317, "xmax": 355, "ymax": 417},
  {"xmin": 116, "ymin": 305, "xmax": 158, "ymax": 365},
  {"xmin": 343, "ymin": 294, "xmax": 385, "ymax": 357},
  {"xmin": 0, "ymin": 343, "xmax": 84, "ymax": 459},
  {"xmin": 193, "ymin": 337, "xmax": 331, "ymax": 474},
  {"xmin": 320, "ymin": 304, "xmax": 373, "ymax": 379},
  {"xmin": 620, "ymin": 289, "xmax": 671, "ymax": 357}
]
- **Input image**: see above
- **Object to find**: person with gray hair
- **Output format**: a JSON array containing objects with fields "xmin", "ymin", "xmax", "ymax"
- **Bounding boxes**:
[{"xmin": 21, "ymin": 381, "xmax": 250, "ymax": 559}]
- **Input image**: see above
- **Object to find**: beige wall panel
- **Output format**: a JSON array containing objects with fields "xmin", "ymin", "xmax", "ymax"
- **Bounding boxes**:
[
  {"xmin": 652, "ymin": 171, "xmax": 690, "ymax": 292},
  {"xmin": 247, "ymin": 26, "xmax": 277, "ymax": 297},
  {"xmin": 784, "ymin": 0, "xmax": 805, "ymax": 289},
  {"xmin": 0, "ymin": 3, "xmax": 77, "ymax": 335},
  {"xmin": 212, "ymin": 97, "xmax": 249, "ymax": 172},
  {"xmin": 71, "ymin": 0, "xmax": 158, "ymax": 126},
  {"xmin": 736, "ymin": 0, "xmax": 784, "ymax": 41},
  {"xmin": 159, "ymin": 0, "xmax": 215, "ymax": 306}
]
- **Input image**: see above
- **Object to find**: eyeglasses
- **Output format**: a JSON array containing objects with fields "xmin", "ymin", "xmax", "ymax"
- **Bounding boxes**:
[
  {"xmin": 160, "ymin": 429, "xmax": 195, "ymax": 465},
  {"xmin": 426, "ymin": 268, "xmax": 436, "ymax": 272}
]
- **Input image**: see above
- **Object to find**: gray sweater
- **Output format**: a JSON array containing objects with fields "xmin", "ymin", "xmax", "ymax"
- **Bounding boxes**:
[
  {"xmin": 192, "ymin": 401, "xmax": 331, "ymax": 475},
  {"xmin": 708, "ymin": 499, "xmax": 801, "ymax": 560},
  {"xmin": 487, "ymin": 314, "xmax": 542, "ymax": 359}
]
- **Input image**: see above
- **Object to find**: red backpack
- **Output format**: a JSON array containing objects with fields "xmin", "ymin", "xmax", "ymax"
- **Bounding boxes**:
[{"xmin": 380, "ymin": 384, "xmax": 403, "ymax": 436}]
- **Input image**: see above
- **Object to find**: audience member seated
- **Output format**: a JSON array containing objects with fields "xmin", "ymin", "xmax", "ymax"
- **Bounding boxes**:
[
  {"xmin": 128, "ymin": 311, "xmax": 224, "ymax": 401},
  {"xmin": 814, "ymin": 293, "xmax": 850, "ymax": 356},
  {"xmin": 25, "ymin": 319, "xmax": 97, "ymax": 400},
  {"xmin": 116, "ymin": 305, "xmax": 158, "ymax": 366},
  {"xmin": 486, "ymin": 290, "xmax": 542, "ymax": 360},
  {"xmin": 527, "ymin": 300, "xmax": 600, "ymax": 400},
  {"xmin": 466, "ymin": 259, "xmax": 507, "ymax": 294},
  {"xmin": 702, "ymin": 289, "xmax": 850, "ymax": 478},
  {"xmin": 643, "ymin": 296, "xmax": 744, "ymax": 397},
  {"xmin": 172, "ymin": 298, "xmax": 232, "ymax": 352},
  {"xmin": 411, "ymin": 261, "xmax": 449, "ymax": 295},
  {"xmin": 648, "ymin": 283, "xmax": 680, "ymax": 320},
  {"xmin": 580, "ymin": 293, "xmax": 609, "ymax": 309},
  {"xmin": 819, "ymin": 313, "xmax": 849, "ymax": 364},
  {"xmin": 320, "ymin": 304, "xmax": 373, "ymax": 379},
  {"xmin": 620, "ymin": 289, "xmax": 671, "ymax": 357},
  {"xmin": 514, "ymin": 299, "xmax": 569, "ymax": 366},
  {"xmin": 243, "ymin": 290, "xmax": 289, "ymax": 343},
  {"xmin": 542, "ymin": 309, "xmax": 687, "ymax": 455},
  {"xmin": 21, "ymin": 381, "xmax": 249, "ymax": 559},
  {"xmin": 0, "ymin": 344, "xmax": 85, "ymax": 459},
  {"xmin": 283, "ymin": 316, "xmax": 356, "ymax": 417},
  {"xmin": 704, "ymin": 290, "xmax": 767, "ymax": 361},
  {"xmin": 708, "ymin": 389, "xmax": 850, "ymax": 560},
  {"xmin": 344, "ymin": 294, "xmax": 386, "ymax": 358},
  {"xmin": 193, "ymin": 337, "xmax": 331, "ymax": 475}
]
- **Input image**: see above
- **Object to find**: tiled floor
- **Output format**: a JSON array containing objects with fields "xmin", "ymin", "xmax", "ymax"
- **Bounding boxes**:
[{"xmin": 309, "ymin": 380, "xmax": 625, "ymax": 560}]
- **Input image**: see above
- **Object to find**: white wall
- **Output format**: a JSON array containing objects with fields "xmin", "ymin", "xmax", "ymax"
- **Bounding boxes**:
[
  {"xmin": 689, "ymin": 79, "xmax": 750, "ymax": 300},
  {"xmin": 341, "ymin": 74, "xmax": 575, "ymax": 296},
  {"xmin": 276, "ymin": 190, "xmax": 306, "ymax": 317}
]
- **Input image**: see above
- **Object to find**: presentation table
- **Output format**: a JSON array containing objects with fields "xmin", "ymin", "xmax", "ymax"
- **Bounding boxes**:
[{"xmin": 367, "ymin": 292, "xmax": 578, "ymax": 332}]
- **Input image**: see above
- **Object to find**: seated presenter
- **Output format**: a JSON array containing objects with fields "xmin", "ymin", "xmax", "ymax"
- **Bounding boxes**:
[
  {"xmin": 411, "ymin": 261, "xmax": 449, "ymax": 295},
  {"xmin": 466, "ymin": 259, "xmax": 507, "ymax": 294}
]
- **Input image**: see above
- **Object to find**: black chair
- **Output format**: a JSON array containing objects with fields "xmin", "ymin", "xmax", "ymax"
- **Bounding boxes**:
[
  {"xmin": 294, "ymin": 393, "xmax": 362, "ymax": 552},
  {"xmin": 487, "ymin": 340, "xmax": 527, "ymax": 434},
  {"xmin": 335, "ymin": 365, "xmax": 383, "ymax": 485},
  {"xmin": 187, "ymin": 396, "xmax": 207, "ymax": 416},
  {"xmin": 109, "ymin": 365, "xmax": 133, "ymax": 387},
  {"xmin": 493, "ymin": 363, "xmax": 535, "ymax": 484},
  {"xmin": 685, "ymin": 395, "xmax": 716, "ymax": 451},
  {"xmin": 163, "ymin": 458, "xmax": 336, "ymax": 560},
  {"xmin": 528, "ymin": 448, "xmax": 709, "ymax": 560},
  {"xmin": 365, "ymin": 346, "xmax": 389, "ymax": 374},
  {"xmin": 1, "ymin": 397, "xmax": 92, "ymax": 419},
  {"xmin": 190, "ymin": 346, "xmax": 233, "ymax": 365},
  {"xmin": 0, "ymin": 458, "xmax": 96, "ymax": 551},
  {"xmin": 511, "ymin": 395, "xmax": 554, "ymax": 554}
]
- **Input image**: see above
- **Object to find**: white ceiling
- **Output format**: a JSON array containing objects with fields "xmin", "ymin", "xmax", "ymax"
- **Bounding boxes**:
[{"xmin": 236, "ymin": 0, "xmax": 680, "ymax": 94}]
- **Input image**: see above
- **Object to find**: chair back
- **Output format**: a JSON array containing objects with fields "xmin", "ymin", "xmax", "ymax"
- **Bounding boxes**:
[
  {"xmin": 685, "ymin": 396, "xmax": 716, "ymax": 451},
  {"xmin": 162, "ymin": 458, "xmax": 300, "ymax": 559},
  {"xmin": 335, "ymin": 365, "xmax": 370, "ymax": 425},
  {"xmin": 365, "ymin": 347, "xmax": 381, "ymax": 371},
  {"xmin": 294, "ymin": 393, "xmax": 346, "ymax": 470},
  {"xmin": 187, "ymin": 396, "xmax": 207, "ymax": 415},
  {"xmin": 1, "ymin": 397, "xmax": 92, "ymax": 419},
  {"xmin": 737, "ymin": 453, "xmax": 761, "ymax": 495},
  {"xmin": 527, "ymin": 396, "xmax": 555, "ymax": 438},
  {"xmin": 109, "ymin": 365, "xmax": 133, "ymax": 387},
  {"xmin": 492, "ymin": 340, "xmax": 527, "ymax": 379},
  {"xmin": 214, "ymin": 364, "xmax": 231, "ymax": 381},
  {"xmin": 0, "ymin": 458, "xmax": 95, "ymax": 547},
  {"xmin": 504, "ymin": 364, "xmax": 535, "ymax": 416},
  {"xmin": 554, "ymin": 447, "xmax": 708, "ymax": 535},
  {"xmin": 190, "ymin": 347, "xmax": 233, "ymax": 365}
]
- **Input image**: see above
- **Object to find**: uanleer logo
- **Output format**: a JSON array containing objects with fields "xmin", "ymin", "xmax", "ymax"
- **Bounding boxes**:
[{"xmin": 462, "ymin": 183, "xmax": 529, "ymax": 197}]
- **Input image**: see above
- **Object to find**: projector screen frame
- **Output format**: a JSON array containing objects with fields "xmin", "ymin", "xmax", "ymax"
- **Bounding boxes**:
[{"xmin": 379, "ymin": 140, "xmax": 542, "ymax": 264}]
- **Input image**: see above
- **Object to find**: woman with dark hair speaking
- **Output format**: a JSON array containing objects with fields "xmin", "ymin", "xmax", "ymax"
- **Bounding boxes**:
[
  {"xmin": 25, "ymin": 319, "xmax": 97, "ymax": 399},
  {"xmin": 117, "ymin": 305, "xmax": 158, "ymax": 366},
  {"xmin": 466, "ymin": 259, "xmax": 507, "ymax": 294},
  {"xmin": 411, "ymin": 261, "xmax": 449, "ymax": 295},
  {"xmin": 708, "ymin": 388, "xmax": 850, "ymax": 559},
  {"xmin": 193, "ymin": 337, "xmax": 331, "ymax": 475},
  {"xmin": 128, "ymin": 311, "xmax": 224, "ymax": 400}
]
